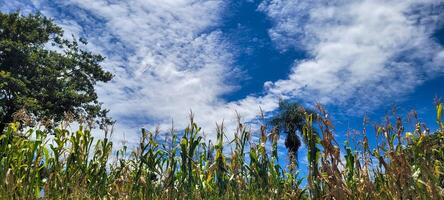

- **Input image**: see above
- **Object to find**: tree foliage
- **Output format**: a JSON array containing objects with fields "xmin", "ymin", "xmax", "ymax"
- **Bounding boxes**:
[
  {"xmin": 0, "ymin": 12, "xmax": 113, "ymax": 133},
  {"xmin": 270, "ymin": 100, "xmax": 316, "ymax": 165}
]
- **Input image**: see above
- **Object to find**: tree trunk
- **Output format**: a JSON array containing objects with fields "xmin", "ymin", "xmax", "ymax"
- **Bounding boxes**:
[
  {"xmin": 0, "ymin": 122, "xmax": 5, "ymax": 135},
  {"xmin": 285, "ymin": 128, "xmax": 301, "ymax": 171},
  {"xmin": 285, "ymin": 131, "xmax": 301, "ymax": 158},
  {"xmin": 0, "ymin": 110, "xmax": 14, "ymax": 135}
]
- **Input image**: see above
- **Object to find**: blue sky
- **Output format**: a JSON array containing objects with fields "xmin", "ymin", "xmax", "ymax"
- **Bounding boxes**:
[
  {"xmin": 219, "ymin": 1, "xmax": 307, "ymax": 102},
  {"xmin": 1, "ymin": 0, "xmax": 444, "ymax": 161}
]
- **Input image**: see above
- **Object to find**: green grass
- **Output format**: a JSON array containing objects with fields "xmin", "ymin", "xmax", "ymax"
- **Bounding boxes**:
[{"xmin": 1, "ymin": 102, "xmax": 443, "ymax": 199}]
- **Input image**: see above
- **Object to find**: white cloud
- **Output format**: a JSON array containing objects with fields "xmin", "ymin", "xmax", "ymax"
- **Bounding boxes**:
[
  {"xmin": 54, "ymin": 0, "xmax": 253, "ymax": 142},
  {"xmin": 0, "ymin": 0, "xmax": 35, "ymax": 13},
  {"xmin": 260, "ymin": 0, "xmax": 444, "ymax": 113}
]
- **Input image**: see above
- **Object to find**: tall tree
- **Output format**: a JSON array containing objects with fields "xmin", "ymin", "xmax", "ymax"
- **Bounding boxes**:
[
  {"xmin": 270, "ymin": 100, "xmax": 315, "ymax": 167},
  {"xmin": 0, "ymin": 12, "xmax": 113, "ymax": 134}
]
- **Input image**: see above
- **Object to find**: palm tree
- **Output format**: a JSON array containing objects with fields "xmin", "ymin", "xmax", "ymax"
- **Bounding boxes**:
[{"xmin": 270, "ymin": 100, "xmax": 315, "ymax": 167}]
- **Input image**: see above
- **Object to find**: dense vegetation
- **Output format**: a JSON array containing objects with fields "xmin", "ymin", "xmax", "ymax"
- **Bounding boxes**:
[
  {"xmin": 0, "ymin": 12, "xmax": 113, "ymax": 135},
  {"xmin": 0, "ymin": 102, "xmax": 443, "ymax": 199}
]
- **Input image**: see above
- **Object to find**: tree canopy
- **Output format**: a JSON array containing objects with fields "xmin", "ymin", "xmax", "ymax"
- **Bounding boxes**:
[
  {"xmin": 270, "ymin": 100, "xmax": 316, "ymax": 166},
  {"xmin": 0, "ymin": 12, "xmax": 113, "ymax": 133}
]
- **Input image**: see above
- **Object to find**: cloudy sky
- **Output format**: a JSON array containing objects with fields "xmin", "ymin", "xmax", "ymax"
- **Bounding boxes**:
[{"xmin": 1, "ymin": 0, "xmax": 444, "ymax": 148}]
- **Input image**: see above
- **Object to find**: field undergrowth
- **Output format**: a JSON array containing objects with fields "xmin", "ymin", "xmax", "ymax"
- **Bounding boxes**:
[{"xmin": 1, "ymin": 102, "xmax": 443, "ymax": 199}]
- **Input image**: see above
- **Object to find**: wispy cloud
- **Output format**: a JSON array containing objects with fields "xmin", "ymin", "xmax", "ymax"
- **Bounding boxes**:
[
  {"xmin": 54, "ymin": 0, "xmax": 248, "ymax": 142},
  {"xmin": 260, "ymin": 0, "xmax": 444, "ymax": 112}
]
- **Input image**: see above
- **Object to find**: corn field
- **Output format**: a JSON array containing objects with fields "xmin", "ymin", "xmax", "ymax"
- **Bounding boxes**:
[{"xmin": 1, "ymin": 102, "xmax": 443, "ymax": 199}]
